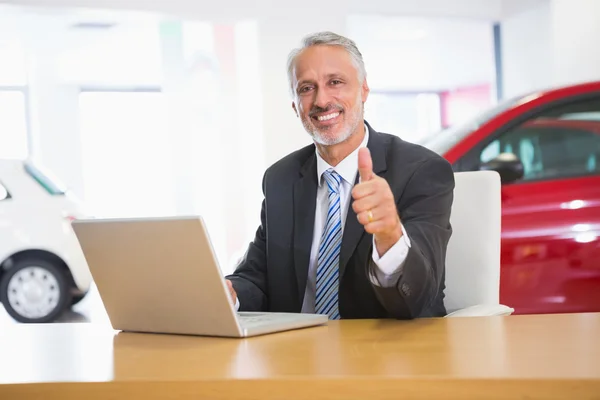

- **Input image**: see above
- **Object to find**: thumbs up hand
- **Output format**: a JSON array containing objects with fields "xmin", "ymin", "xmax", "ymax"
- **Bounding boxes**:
[{"xmin": 352, "ymin": 148, "xmax": 403, "ymax": 257}]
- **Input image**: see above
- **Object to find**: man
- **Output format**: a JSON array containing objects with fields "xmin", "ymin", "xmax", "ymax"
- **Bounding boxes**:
[{"xmin": 225, "ymin": 31, "xmax": 454, "ymax": 319}]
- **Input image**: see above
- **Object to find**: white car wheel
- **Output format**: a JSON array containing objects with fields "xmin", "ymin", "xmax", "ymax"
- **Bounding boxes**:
[{"xmin": 0, "ymin": 259, "xmax": 71, "ymax": 323}]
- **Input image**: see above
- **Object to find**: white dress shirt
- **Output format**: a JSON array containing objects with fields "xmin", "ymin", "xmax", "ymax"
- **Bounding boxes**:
[
  {"xmin": 235, "ymin": 125, "xmax": 411, "ymax": 312},
  {"xmin": 301, "ymin": 125, "xmax": 411, "ymax": 312}
]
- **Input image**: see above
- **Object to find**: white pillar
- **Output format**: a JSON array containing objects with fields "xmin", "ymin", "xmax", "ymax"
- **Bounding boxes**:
[{"xmin": 24, "ymin": 26, "xmax": 85, "ymax": 199}]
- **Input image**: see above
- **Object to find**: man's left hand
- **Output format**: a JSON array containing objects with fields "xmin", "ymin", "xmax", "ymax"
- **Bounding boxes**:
[{"xmin": 352, "ymin": 147, "xmax": 403, "ymax": 257}]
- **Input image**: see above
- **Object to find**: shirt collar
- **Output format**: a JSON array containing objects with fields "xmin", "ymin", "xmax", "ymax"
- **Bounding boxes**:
[{"xmin": 316, "ymin": 123, "xmax": 369, "ymax": 187}]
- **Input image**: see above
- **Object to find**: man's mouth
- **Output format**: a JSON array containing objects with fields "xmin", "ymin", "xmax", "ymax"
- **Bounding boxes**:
[{"xmin": 312, "ymin": 111, "xmax": 342, "ymax": 123}]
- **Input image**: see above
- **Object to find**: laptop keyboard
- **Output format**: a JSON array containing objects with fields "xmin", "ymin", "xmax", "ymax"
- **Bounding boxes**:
[
  {"xmin": 237, "ymin": 312, "xmax": 300, "ymax": 327},
  {"xmin": 239, "ymin": 313, "xmax": 271, "ymax": 321}
]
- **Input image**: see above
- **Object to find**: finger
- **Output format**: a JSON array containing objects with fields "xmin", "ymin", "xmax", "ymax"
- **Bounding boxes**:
[
  {"xmin": 362, "ymin": 214, "xmax": 399, "ymax": 235},
  {"xmin": 355, "ymin": 203, "xmax": 393, "ymax": 226},
  {"xmin": 358, "ymin": 147, "xmax": 374, "ymax": 182},
  {"xmin": 352, "ymin": 193, "xmax": 380, "ymax": 214},
  {"xmin": 352, "ymin": 178, "xmax": 379, "ymax": 199},
  {"xmin": 363, "ymin": 220, "xmax": 386, "ymax": 234}
]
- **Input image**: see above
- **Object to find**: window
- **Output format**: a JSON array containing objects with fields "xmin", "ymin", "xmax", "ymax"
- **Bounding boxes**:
[
  {"xmin": 0, "ymin": 90, "xmax": 28, "ymax": 159},
  {"xmin": 478, "ymin": 98, "xmax": 600, "ymax": 181}
]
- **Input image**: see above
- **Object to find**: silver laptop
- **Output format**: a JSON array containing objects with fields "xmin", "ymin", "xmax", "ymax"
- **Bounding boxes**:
[{"xmin": 71, "ymin": 215, "xmax": 327, "ymax": 337}]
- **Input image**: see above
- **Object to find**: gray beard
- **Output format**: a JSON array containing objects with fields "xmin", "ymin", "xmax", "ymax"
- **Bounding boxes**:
[{"xmin": 306, "ymin": 101, "xmax": 364, "ymax": 146}]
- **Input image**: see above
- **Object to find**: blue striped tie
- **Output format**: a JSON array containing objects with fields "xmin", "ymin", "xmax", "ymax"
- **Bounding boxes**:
[{"xmin": 315, "ymin": 169, "xmax": 342, "ymax": 320}]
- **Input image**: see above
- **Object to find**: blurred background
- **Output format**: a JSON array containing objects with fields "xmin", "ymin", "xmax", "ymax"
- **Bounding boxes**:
[{"xmin": 0, "ymin": 0, "xmax": 599, "ymax": 324}]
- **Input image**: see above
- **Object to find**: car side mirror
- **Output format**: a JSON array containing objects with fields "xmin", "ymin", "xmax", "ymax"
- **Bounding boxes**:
[{"xmin": 479, "ymin": 153, "xmax": 524, "ymax": 184}]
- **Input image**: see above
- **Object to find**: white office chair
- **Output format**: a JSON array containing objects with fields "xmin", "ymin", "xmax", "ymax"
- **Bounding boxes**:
[{"xmin": 443, "ymin": 171, "xmax": 514, "ymax": 317}]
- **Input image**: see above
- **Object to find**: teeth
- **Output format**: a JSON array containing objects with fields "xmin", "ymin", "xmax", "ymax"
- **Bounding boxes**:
[{"xmin": 317, "ymin": 112, "xmax": 340, "ymax": 121}]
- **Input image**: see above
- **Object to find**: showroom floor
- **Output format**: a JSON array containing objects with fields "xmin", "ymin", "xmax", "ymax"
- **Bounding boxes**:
[{"xmin": 0, "ymin": 283, "xmax": 112, "ymax": 327}]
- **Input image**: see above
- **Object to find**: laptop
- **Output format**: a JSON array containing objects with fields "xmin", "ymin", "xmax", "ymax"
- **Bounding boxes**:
[{"xmin": 71, "ymin": 215, "xmax": 328, "ymax": 337}]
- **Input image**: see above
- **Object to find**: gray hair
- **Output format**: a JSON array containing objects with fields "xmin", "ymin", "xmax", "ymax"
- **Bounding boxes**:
[{"xmin": 286, "ymin": 31, "xmax": 366, "ymax": 97}]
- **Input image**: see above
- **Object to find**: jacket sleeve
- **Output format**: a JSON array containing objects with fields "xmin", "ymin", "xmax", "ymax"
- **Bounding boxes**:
[
  {"xmin": 369, "ymin": 156, "xmax": 455, "ymax": 318},
  {"xmin": 225, "ymin": 174, "xmax": 269, "ymax": 311}
]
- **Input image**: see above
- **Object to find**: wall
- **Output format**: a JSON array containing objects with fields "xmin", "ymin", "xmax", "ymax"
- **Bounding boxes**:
[
  {"xmin": 257, "ymin": 15, "xmax": 346, "ymax": 165},
  {"xmin": 500, "ymin": 0, "xmax": 552, "ymax": 98},
  {"xmin": 440, "ymin": 84, "xmax": 493, "ymax": 127},
  {"xmin": 500, "ymin": 0, "xmax": 600, "ymax": 99},
  {"xmin": 551, "ymin": 0, "xmax": 600, "ymax": 87},
  {"xmin": 348, "ymin": 15, "xmax": 496, "ymax": 92}
]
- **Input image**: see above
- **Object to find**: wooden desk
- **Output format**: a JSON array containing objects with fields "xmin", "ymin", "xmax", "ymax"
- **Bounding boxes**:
[{"xmin": 1, "ymin": 313, "xmax": 599, "ymax": 400}]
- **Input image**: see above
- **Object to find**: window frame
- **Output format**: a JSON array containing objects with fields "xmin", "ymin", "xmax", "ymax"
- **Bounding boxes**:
[{"xmin": 455, "ymin": 93, "xmax": 600, "ymax": 184}]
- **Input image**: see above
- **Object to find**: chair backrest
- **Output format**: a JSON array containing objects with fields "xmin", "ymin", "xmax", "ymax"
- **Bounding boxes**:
[{"xmin": 443, "ymin": 171, "xmax": 502, "ymax": 313}]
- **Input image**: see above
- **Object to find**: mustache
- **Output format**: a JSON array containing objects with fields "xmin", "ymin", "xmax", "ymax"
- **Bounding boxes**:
[{"xmin": 309, "ymin": 104, "xmax": 343, "ymax": 117}]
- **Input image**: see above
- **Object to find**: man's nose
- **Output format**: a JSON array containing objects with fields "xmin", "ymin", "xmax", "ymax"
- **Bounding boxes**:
[{"xmin": 313, "ymin": 88, "xmax": 332, "ymax": 109}]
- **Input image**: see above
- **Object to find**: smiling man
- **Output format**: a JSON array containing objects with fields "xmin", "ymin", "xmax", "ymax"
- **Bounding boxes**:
[{"xmin": 225, "ymin": 31, "xmax": 455, "ymax": 319}]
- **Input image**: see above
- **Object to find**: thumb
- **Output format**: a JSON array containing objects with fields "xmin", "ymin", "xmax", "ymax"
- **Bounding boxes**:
[{"xmin": 358, "ymin": 147, "xmax": 374, "ymax": 182}]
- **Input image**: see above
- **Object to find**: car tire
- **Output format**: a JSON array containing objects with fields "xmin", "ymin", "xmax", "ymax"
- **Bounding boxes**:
[{"xmin": 0, "ymin": 258, "xmax": 72, "ymax": 323}]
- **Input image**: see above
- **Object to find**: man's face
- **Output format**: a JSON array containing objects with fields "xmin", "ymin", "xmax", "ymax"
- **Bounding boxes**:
[{"xmin": 292, "ymin": 45, "xmax": 369, "ymax": 146}]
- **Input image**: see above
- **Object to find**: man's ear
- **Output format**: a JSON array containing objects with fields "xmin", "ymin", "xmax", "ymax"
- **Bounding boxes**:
[
  {"xmin": 292, "ymin": 101, "xmax": 299, "ymax": 117},
  {"xmin": 361, "ymin": 78, "xmax": 370, "ymax": 103}
]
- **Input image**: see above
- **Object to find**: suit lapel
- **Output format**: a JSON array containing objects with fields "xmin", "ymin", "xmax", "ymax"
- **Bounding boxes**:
[
  {"xmin": 339, "ymin": 122, "xmax": 388, "ymax": 278},
  {"xmin": 293, "ymin": 153, "xmax": 317, "ymax": 307}
]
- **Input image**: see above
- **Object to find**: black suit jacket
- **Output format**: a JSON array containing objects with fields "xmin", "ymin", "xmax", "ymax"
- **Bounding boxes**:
[{"xmin": 226, "ymin": 121, "xmax": 455, "ymax": 319}]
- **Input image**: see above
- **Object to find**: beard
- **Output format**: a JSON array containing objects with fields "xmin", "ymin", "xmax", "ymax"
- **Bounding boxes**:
[{"xmin": 301, "ymin": 92, "xmax": 364, "ymax": 146}]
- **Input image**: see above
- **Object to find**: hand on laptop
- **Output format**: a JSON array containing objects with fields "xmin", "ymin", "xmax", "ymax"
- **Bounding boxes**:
[{"xmin": 225, "ymin": 279, "xmax": 237, "ymax": 304}]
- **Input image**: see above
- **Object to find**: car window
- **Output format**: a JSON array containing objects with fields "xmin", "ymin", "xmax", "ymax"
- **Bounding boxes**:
[
  {"xmin": 23, "ymin": 162, "xmax": 67, "ymax": 195},
  {"xmin": 419, "ymin": 94, "xmax": 526, "ymax": 155},
  {"xmin": 463, "ymin": 96, "xmax": 600, "ymax": 181},
  {"xmin": 479, "ymin": 124, "xmax": 600, "ymax": 181},
  {"xmin": 561, "ymin": 111, "xmax": 600, "ymax": 121}
]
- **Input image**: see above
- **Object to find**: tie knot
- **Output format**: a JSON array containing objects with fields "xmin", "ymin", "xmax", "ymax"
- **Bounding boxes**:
[{"xmin": 323, "ymin": 169, "xmax": 342, "ymax": 194}]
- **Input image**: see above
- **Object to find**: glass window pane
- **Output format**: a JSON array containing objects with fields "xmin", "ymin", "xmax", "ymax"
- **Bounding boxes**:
[
  {"xmin": 478, "ymin": 98, "xmax": 600, "ymax": 181},
  {"xmin": 24, "ymin": 161, "xmax": 67, "ymax": 195},
  {"xmin": 79, "ymin": 91, "xmax": 175, "ymax": 217},
  {"xmin": 0, "ymin": 90, "xmax": 28, "ymax": 159}
]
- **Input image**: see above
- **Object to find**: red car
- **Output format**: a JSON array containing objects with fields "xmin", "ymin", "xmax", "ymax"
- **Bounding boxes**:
[{"xmin": 420, "ymin": 81, "xmax": 600, "ymax": 315}]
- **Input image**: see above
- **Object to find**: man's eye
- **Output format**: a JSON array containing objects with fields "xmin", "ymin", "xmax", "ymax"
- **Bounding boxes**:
[
  {"xmin": 331, "ymin": 80, "xmax": 342, "ymax": 85},
  {"xmin": 299, "ymin": 86, "xmax": 312, "ymax": 93}
]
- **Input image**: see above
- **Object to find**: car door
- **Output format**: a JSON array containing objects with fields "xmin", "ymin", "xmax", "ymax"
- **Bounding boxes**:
[{"xmin": 457, "ymin": 96, "xmax": 600, "ymax": 315}]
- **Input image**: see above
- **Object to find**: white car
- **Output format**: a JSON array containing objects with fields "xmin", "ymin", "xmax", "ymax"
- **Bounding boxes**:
[{"xmin": 0, "ymin": 159, "xmax": 92, "ymax": 323}]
